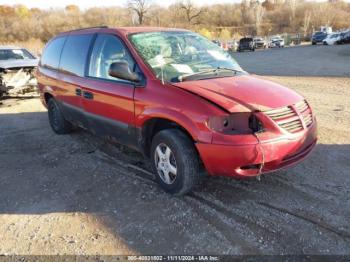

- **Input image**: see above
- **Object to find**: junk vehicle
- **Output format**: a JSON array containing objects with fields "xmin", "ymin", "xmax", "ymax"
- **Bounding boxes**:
[
  {"xmin": 269, "ymin": 36, "xmax": 285, "ymax": 48},
  {"xmin": 253, "ymin": 37, "xmax": 267, "ymax": 49},
  {"xmin": 237, "ymin": 37, "xmax": 255, "ymax": 52},
  {"xmin": 0, "ymin": 46, "xmax": 39, "ymax": 97},
  {"xmin": 311, "ymin": 31, "xmax": 328, "ymax": 45},
  {"xmin": 37, "ymin": 27, "xmax": 317, "ymax": 195},
  {"xmin": 323, "ymin": 33, "xmax": 341, "ymax": 45}
]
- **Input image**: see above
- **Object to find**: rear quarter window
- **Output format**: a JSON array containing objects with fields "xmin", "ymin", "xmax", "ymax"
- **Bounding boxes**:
[
  {"xmin": 41, "ymin": 37, "xmax": 66, "ymax": 69},
  {"xmin": 59, "ymin": 34, "xmax": 94, "ymax": 76}
]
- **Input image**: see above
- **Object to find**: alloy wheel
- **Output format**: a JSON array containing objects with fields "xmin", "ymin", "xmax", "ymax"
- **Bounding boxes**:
[{"xmin": 154, "ymin": 143, "xmax": 177, "ymax": 185}]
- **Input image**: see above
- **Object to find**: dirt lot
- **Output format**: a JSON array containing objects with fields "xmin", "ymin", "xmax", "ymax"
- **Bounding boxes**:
[
  {"xmin": 0, "ymin": 75, "xmax": 349, "ymax": 255},
  {"xmin": 234, "ymin": 44, "xmax": 350, "ymax": 76}
]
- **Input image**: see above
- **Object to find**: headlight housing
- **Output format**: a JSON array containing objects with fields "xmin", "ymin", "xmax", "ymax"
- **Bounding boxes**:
[{"xmin": 208, "ymin": 113, "xmax": 263, "ymax": 134}]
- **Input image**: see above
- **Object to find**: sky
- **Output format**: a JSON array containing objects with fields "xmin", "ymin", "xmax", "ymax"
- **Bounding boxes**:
[{"xmin": 0, "ymin": 0, "xmax": 237, "ymax": 9}]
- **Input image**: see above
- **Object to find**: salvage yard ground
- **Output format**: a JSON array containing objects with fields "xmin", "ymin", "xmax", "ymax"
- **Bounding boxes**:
[{"xmin": 0, "ymin": 45, "xmax": 349, "ymax": 255}]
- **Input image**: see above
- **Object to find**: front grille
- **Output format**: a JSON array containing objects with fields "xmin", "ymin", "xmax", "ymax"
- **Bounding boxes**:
[
  {"xmin": 264, "ymin": 106, "xmax": 296, "ymax": 120},
  {"xmin": 295, "ymin": 100, "xmax": 308, "ymax": 113},
  {"xmin": 265, "ymin": 100, "xmax": 313, "ymax": 133},
  {"xmin": 296, "ymin": 100, "xmax": 313, "ymax": 128},
  {"xmin": 279, "ymin": 118, "xmax": 303, "ymax": 133},
  {"xmin": 303, "ymin": 114, "xmax": 313, "ymax": 127}
]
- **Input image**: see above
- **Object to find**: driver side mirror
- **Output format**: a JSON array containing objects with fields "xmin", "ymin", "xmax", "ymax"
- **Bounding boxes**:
[{"xmin": 108, "ymin": 61, "xmax": 141, "ymax": 83}]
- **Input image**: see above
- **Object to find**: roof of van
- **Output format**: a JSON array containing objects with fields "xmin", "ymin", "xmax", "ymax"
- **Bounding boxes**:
[
  {"xmin": 114, "ymin": 27, "xmax": 189, "ymax": 34},
  {"xmin": 58, "ymin": 26, "xmax": 190, "ymax": 36}
]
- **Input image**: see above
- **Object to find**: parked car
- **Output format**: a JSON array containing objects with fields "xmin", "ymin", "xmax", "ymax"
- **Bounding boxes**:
[
  {"xmin": 37, "ymin": 27, "xmax": 317, "ymax": 195},
  {"xmin": 338, "ymin": 30, "xmax": 350, "ymax": 44},
  {"xmin": 269, "ymin": 36, "xmax": 285, "ymax": 48},
  {"xmin": 227, "ymin": 40, "xmax": 238, "ymax": 52},
  {"xmin": 253, "ymin": 37, "xmax": 267, "ymax": 49},
  {"xmin": 311, "ymin": 31, "xmax": 328, "ymax": 45},
  {"xmin": 237, "ymin": 37, "xmax": 255, "ymax": 52},
  {"xmin": 0, "ymin": 46, "xmax": 38, "ymax": 97},
  {"xmin": 323, "ymin": 33, "xmax": 341, "ymax": 45}
]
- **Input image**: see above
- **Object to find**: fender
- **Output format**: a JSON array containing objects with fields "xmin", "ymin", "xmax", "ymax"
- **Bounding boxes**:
[
  {"xmin": 36, "ymin": 67, "xmax": 59, "ymax": 107},
  {"xmin": 135, "ymin": 107, "xmax": 213, "ymax": 144}
]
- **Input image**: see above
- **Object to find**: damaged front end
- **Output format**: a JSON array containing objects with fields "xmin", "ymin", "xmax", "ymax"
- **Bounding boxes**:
[{"xmin": 0, "ymin": 66, "xmax": 37, "ymax": 97}]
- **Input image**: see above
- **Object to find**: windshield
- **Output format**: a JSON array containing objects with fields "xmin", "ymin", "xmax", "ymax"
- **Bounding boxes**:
[
  {"xmin": 331, "ymin": 34, "xmax": 339, "ymax": 38},
  {"xmin": 0, "ymin": 49, "xmax": 35, "ymax": 60},
  {"xmin": 129, "ymin": 31, "xmax": 243, "ymax": 82}
]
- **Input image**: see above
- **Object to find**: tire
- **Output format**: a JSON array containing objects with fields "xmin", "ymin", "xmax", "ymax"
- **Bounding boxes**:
[
  {"xmin": 312, "ymin": 42, "xmax": 316, "ymax": 45},
  {"xmin": 151, "ymin": 129, "xmax": 200, "ymax": 195},
  {"xmin": 47, "ymin": 98, "xmax": 72, "ymax": 134}
]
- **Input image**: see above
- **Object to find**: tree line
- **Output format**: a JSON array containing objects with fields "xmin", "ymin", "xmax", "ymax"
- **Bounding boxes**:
[{"xmin": 0, "ymin": 0, "xmax": 349, "ymax": 46}]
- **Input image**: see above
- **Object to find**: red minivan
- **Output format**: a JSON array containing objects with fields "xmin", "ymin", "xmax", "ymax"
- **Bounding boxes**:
[{"xmin": 37, "ymin": 26, "xmax": 317, "ymax": 195}]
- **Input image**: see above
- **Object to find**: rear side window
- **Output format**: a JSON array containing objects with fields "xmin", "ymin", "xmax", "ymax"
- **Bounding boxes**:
[
  {"xmin": 59, "ymin": 34, "xmax": 93, "ymax": 76},
  {"xmin": 41, "ymin": 37, "xmax": 66, "ymax": 69}
]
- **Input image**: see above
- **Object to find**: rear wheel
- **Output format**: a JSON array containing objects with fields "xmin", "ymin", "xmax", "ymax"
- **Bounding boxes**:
[
  {"xmin": 151, "ymin": 129, "xmax": 200, "ymax": 195},
  {"xmin": 47, "ymin": 98, "xmax": 72, "ymax": 134}
]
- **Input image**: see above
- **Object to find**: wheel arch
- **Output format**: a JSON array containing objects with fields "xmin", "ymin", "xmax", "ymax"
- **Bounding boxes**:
[
  {"xmin": 44, "ymin": 92, "xmax": 54, "ymax": 105},
  {"xmin": 139, "ymin": 117, "xmax": 192, "ymax": 158},
  {"xmin": 137, "ymin": 110, "xmax": 212, "ymax": 157}
]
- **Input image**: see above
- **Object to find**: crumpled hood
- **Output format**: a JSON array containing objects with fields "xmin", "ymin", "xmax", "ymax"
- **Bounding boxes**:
[
  {"xmin": 171, "ymin": 75, "xmax": 303, "ymax": 112},
  {"xmin": 0, "ymin": 59, "xmax": 39, "ymax": 69}
]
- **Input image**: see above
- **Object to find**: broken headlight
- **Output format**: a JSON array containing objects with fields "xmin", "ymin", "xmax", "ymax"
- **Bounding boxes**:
[{"xmin": 208, "ymin": 113, "xmax": 264, "ymax": 134}]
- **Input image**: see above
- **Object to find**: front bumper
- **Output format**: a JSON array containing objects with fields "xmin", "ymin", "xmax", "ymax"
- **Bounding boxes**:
[{"xmin": 196, "ymin": 122, "xmax": 317, "ymax": 178}]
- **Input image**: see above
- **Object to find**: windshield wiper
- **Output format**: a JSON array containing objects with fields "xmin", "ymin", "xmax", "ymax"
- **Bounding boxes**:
[
  {"xmin": 178, "ymin": 67, "xmax": 245, "ymax": 82},
  {"xmin": 216, "ymin": 67, "xmax": 245, "ymax": 74}
]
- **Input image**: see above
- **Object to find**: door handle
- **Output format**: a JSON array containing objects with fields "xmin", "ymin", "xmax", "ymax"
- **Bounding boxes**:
[
  {"xmin": 75, "ymin": 88, "xmax": 82, "ymax": 96},
  {"xmin": 83, "ymin": 91, "xmax": 94, "ymax": 100}
]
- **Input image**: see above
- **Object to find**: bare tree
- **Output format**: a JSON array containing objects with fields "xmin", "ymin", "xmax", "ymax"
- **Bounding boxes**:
[
  {"xmin": 286, "ymin": 0, "xmax": 298, "ymax": 31},
  {"xmin": 127, "ymin": 0, "xmax": 150, "ymax": 25},
  {"xmin": 311, "ymin": 3, "xmax": 337, "ymax": 28},
  {"xmin": 241, "ymin": 0, "xmax": 253, "ymax": 27},
  {"xmin": 302, "ymin": 10, "xmax": 311, "ymax": 36},
  {"xmin": 0, "ymin": 1, "xmax": 350, "ymax": 44},
  {"xmin": 251, "ymin": 1, "xmax": 265, "ymax": 35},
  {"xmin": 179, "ymin": 0, "xmax": 203, "ymax": 25}
]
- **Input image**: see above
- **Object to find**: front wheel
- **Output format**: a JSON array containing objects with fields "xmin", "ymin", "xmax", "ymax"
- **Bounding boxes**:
[{"xmin": 151, "ymin": 129, "xmax": 200, "ymax": 195}]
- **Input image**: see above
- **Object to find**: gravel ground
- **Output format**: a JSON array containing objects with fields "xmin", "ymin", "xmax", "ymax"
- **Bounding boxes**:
[
  {"xmin": 0, "ymin": 76, "xmax": 349, "ymax": 255},
  {"xmin": 234, "ymin": 44, "xmax": 350, "ymax": 76}
]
